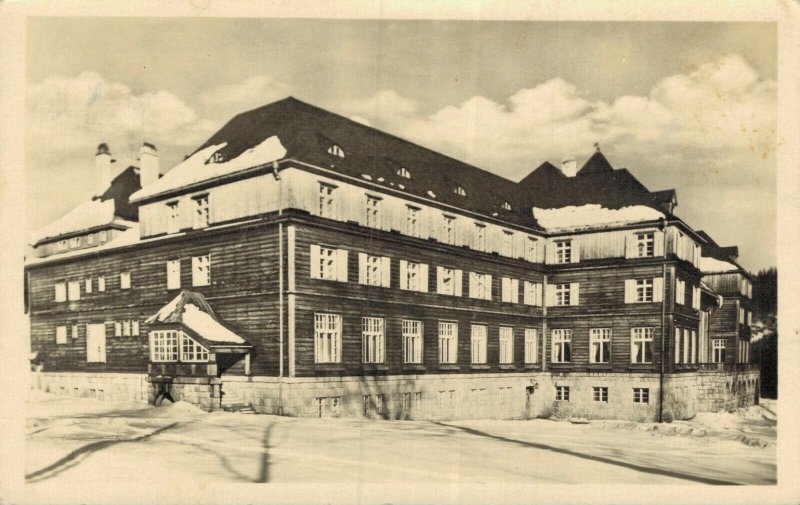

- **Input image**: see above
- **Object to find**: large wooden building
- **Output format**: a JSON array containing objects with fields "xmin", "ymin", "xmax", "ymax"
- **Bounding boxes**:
[{"xmin": 26, "ymin": 97, "xmax": 759, "ymax": 421}]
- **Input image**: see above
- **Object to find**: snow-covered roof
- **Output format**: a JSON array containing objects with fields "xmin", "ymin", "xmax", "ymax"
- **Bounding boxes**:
[
  {"xmin": 146, "ymin": 291, "xmax": 249, "ymax": 346},
  {"xmin": 31, "ymin": 199, "xmax": 118, "ymax": 244},
  {"xmin": 26, "ymin": 225, "xmax": 142, "ymax": 266},
  {"xmin": 130, "ymin": 135, "xmax": 287, "ymax": 202},
  {"xmin": 699, "ymin": 255, "xmax": 740, "ymax": 273},
  {"xmin": 532, "ymin": 204, "xmax": 664, "ymax": 232}
]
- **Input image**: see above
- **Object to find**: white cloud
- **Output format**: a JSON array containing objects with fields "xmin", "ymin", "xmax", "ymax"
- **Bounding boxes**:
[
  {"xmin": 341, "ymin": 89, "xmax": 419, "ymax": 126},
  {"xmin": 199, "ymin": 75, "xmax": 291, "ymax": 119}
]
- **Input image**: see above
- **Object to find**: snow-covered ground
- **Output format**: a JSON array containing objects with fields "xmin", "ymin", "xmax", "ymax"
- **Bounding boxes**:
[{"xmin": 23, "ymin": 390, "xmax": 776, "ymax": 495}]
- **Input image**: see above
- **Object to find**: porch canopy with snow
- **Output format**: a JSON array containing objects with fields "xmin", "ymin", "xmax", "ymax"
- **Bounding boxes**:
[{"xmin": 145, "ymin": 291, "xmax": 252, "ymax": 377}]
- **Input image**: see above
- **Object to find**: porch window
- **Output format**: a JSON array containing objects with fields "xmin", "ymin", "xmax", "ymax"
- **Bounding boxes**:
[
  {"xmin": 150, "ymin": 330, "xmax": 179, "ymax": 362},
  {"xmin": 181, "ymin": 333, "xmax": 209, "ymax": 362}
]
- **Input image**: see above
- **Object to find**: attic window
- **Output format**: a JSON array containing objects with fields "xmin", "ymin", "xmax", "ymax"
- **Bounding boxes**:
[
  {"xmin": 327, "ymin": 144, "xmax": 345, "ymax": 158},
  {"xmin": 398, "ymin": 184, "xmax": 405, "ymax": 190},
  {"xmin": 208, "ymin": 152, "xmax": 224, "ymax": 164},
  {"xmin": 427, "ymin": 190, "xmax": 436, "ymax": 198},
  {"xmin": 361, "ymin": 174, "xmax": 373, "ymax": 181},
  {"xmin": 502, "ymin": 201, "xmax": 512, "ymax": 211},
  {"xmin": 397, "ymin": 167, "xmax": 411, "ymax": 179},
  {"xmin": 454, "ymin": 186, "xmax": 466, "ymax": 197}
]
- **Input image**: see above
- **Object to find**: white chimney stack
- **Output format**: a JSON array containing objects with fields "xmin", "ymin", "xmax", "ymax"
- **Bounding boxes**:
[
  {"xmin": 139, "ymin": 142, "xmax": 160, "ymax": 187},
  {"xmin": 95, "ymin": 143, "xmax": 113, "ymax": 195},
  {"xmin": 560, "ymin": 156, "xmax": 578, "ymax": 178}
]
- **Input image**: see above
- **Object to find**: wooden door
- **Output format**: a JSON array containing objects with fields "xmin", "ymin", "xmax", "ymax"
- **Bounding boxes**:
[{"xmin": 86, "ymin": 324, "xmax": 106, "ymax": 363}]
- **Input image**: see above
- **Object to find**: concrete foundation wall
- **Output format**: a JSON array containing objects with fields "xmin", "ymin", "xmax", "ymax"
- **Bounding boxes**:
[{"xmin": 34, "ymin": 371, "xmax": 148, "ymax": 402}]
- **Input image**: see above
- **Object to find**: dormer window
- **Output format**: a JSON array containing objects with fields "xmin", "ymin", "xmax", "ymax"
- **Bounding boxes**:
[
  {"xmin": 397, "ymin": 167, "xmax": 411, "ymax": 179},
  {"xmin": 502, "ymin": 201, "xmax": 512, "ymax": 211},
  {"xmin": 327, "ymin": 144, "xmax": 345, "ymax": 158},
  {"xmin": 454, "ymin": 186, "xmax": 467, "ymax": 197},
  {"xmin": 57, "ymin": 240, "xmax": 67, "ymax": 251},
  {"xmin": 70, "ymin": 237, "xmax": 81, "ymax": 248},
  {"xmin": 193, "ymin": 195, "xmax": 210, "ymax": 229},
  {"xmin": 208, "ymin": 152, "xmax": 224, "ymax": 164}
]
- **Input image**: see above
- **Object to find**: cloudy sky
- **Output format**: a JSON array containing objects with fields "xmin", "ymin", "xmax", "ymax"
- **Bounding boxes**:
[{"xmin": 26, "ymin": 18, "xmax": 776, "ymax": 270}]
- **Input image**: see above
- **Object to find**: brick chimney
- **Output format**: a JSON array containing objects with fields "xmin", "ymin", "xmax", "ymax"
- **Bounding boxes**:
[
  {"xmin": 139, "ymin": 142, "xmax": 160, "ymax": 187},
  {"xmin": 95, "ymin": 143, "xmax": 113, "ymax": 196},
  {"xmin": 560, "ymin": 156, "xmax": 577, "ymax": 178}
]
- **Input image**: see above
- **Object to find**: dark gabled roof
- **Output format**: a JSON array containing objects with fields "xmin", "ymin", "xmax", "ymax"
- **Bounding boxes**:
[
  {"xmin": 96, "ymin": 165, "xmax": 141, "ymax": 221},
  {"xmin": 577, "ymin": 151, "xmax": 613, "ymax": 175}
]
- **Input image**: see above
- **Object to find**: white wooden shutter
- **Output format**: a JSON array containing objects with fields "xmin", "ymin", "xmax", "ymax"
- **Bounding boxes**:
[
  {"xmin": 488, "ymin": 226, "xmax": 500, "ymax": 254},
  {"xmin": 358, "ymin": 252, "xmax": 367, "ymax": 284},
  {"xmin": 624, "ymin": 234, "xmax": 636, "ymax": 258},
  {"xmin": 454, "ymin": 269, "xmax": 463, "ymax": 297},
  {"xmin": 420, "ymin": 263, "xmax": 429, "ymax": 293},
  {"xmin": 624, "ymin": 279, "xmax": 635, "ymax": 304},
  {"xmin": 486, "ymin": 275, "xmax": 493, "ymax": 300},
  {"xmin": 336, "ymin": 249, "xmax": 348, "ymax": 282},
  {"xmin": 502, "ymin": 277, "xmax": 510, "ymax": 302},
  {"xmin": 523, "ymin": 281, "xmax": 533, "ymax": 305},
  {"xmin": 310, "ymin": 245, "xmax": 321, "ymax": 279},
  {"xmin": 381, "ymin": 256, "xmax": 391, "ymax": 287},
  {"xmin": 675, "ymin": 280, "xmax": 683, "ymax": 305},
  {"xmin": 692, "ymin": 286, "xmax": 700, "ymax": 309},
  {"xmin": 545, "ymin": 284, "xmax": 555, "ymax": 307},
  {"xmin": 468, "ymin": 272, "xmax": 476, "ymax": 298},
  {"xmin": 653, "ymin": 277, "xmax": 664, "ymax": 302},
  {"xmin": 436, "ymin": 266, "xmax": 444, "ymax": 293},
  {"xmin": 514, "ymin": 233, "xmax": 526, "ymax": 259},
  {"xmin": 545, "ymin": 241, "xmax": 556, "ymax": 264},
  {"xmin": 535, "ymin": 283, "xmax": 543, "ymax": 306},
  {"xmin": 569, "ymin": 282, "xmax": 580, "ymax": 306},
  {"xmin": 654, "ymin": 231, "xmax": 665, "ymax": 257},
  {"xmin": 571, "ymin": 242, "xmax": 580, "ymax": 263},
  {"xmin": 399, "ymin": 260, "xmax": 408, "ymax": 290},
  {"xmin": 418, "ymin": 208, "xmax": 429, "ymax": 239},
  {"xmin": 511, "ymin": 279, "xmax": 519, "ymax": 303}
]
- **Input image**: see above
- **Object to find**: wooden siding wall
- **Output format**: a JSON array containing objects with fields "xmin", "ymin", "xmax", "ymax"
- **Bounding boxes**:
[
  {"xmin": 35, "ymin": 228, "xmax": 128, "ymax": 258},
  {"xmin": 708, "ymin": 300, "xmax": 739, "ymax": 364},
  {"xmin": 702, "ymin": 273, "xmax": 752, "ymax": 298},
  {"xmin": 28, "ymin": 223, "xmax": 283, "ymax": 376},
  {"xmin": 665, "ymin": 226, "xmax": 700, "ymax": 266}
]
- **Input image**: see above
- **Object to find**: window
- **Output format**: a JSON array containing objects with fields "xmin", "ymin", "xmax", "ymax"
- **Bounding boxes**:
[
  {"xmin": 114, "ymin": 321, "xmax": 122, "ymax": 337},
  {"xmin": 358, "ymin": 253, "xmax": 390, "ymax": 287},
  {"xmin": 314, "ymin": 313, "xmax": 341, "ymax": 363},
  {"xmin": 365, "ymin": 195, "xmax": 381, "ymax": 228},
  {"xmin": 132, "ymin": 320, "xmax": 140, "ymax": 337},
  {"xmin": 470, "ymin": 324, "xmax": 487, "ymax": 364},
  {"xmin": 67, "ymin": 281, "xmax": 80, "ymax": 301},
  {"xmin": 555, "ymin": 283, "xmax": 571, "ymax": 306},
  {"xmin": 56, "ymin": 240, "xmax": 66, "ymax": 251},
  {"xmin": 318, "ymin": 183, "xmax": 336, "ymax": 218},
  {"xmin": 501, "ymin": 231, "xmax": 514, "ymax": 256},
  {"xmin": 631, "ymin": 327, "xmax": 654, "ymax": 364},
  {"xmin": 438, "ymin": 321, "xmax": 458, "ymax": 364},
  {"xmin": 98, "ymin": 276, "xmax": 106, "ymax": 292},
  {"xmin": 675, "ymin": 279, "xmax": 685, "ymax": 305},
  {"xmin": 473, "ymin": 223, "xmax": 487, "ymax": 251},
  {"xmin": 555, "ymin": 240, "xmax": 572, "ymax": 264},
  {"xmin": 502, "ymin": 201, "xmax": 512, "ymax": 211},
  {"xmin": 362, "ymin": 394, "xmax": 384, "ymax": 416},
  {"xmin": 593, "ymin": 387, "xmax": 608, "ymax": 402},
  {"xmin": 55, "ymin": 282, "xmax": 66, "ymax": 302},
  {"xmin": 56, "ymin": 325, "xmax": 67, "ymax": 344},
  {"xmin": 402, "ymin": 319, "xmax": 422, "ymax": 364},
  {"xmin": 525, "ymin": 237, "xmax": 538, "ymax": 262},
  {"xmin": 633, "ymin": 388, "xmax": 650, "ymax": 404},
  {"xmin": 625, "ymin": 278, "xmax": 662, "ymax": 304},
  {"xmin": 635, "ymin": 232, "xmax": 655, "ymax": 258},
  {"xmin": 85, "ymin": 277, "xmax": 92, "ymax": 294},
  {"xmin": 397, "ymin": 167, "xmax": 411, "ymax": 179},
  {"xmin": 551, "ymin": 329, "xmax": 572, "ymax": 363},
  {"xmin": 98, "ymin": 230, "xmax": 107, "ymax": 243},
  {"xmin": 70, "ymin": 237, "xmax": 81, "ymax": 248},
  {"xmin": 523, "ymin": 281, "xmax": 543, "ymax": 306},
  {"xmin": 501, "ymin": 277, "xmax": 519, "ymax": 303},
  {"xmin": 317, "ymin": 397, "xmax": 341, "ymax": 418},
  {"xmin": 181, "ymin": 333, "xmax": 209, "ymax": 362},
  {"xmin": 469, "ymin": 272, "xmax": 492, "ymax": 300},
  {"xmin": 406, "ymin": 206, "xmax": 421, "ymax": 237},
  {"xmin": 327, "ymin": 144, "xmax": 345, "ymax": 158},
  {"xmin": 524, "ymin": 328, "xmax": 538, "ymax": 364},
  {"xmin": 499, "ymin": 326, "xmax": 514, "ymax": 364},
  {"xmin": 122, "ymin": 320, "xmax": 131, "ymax": 337},
  {"xmin": 310, "ymin": 245, "xmax": 348, "ymax": 282},
  {"xmin": 120, "ymin": 272, "xmax": 131, "ymax": 290},
  {"xmin": 87, "ymin": 233, "xmax": 95, "ymax": 245},
  {"xmin": 167, "ymin": 259, "xmax": 181, "ymax": 290},
  {"xmin": 192, "ymin": 255, "xmax": 210, "ymax": 287},
  {"xmin": 555, "ymin": 385, "xmax": 570, "ymax": 401},
  {"xmin": 71, "ymin": 322, "xmax": 79, "ymax": 339},
  {"xmin": 590, "ymin": 328, "xmax": 611, "ymax": 364},
  {"xmin": 166, "ymin": 201, "xmax": 180, "ymax": 234},
  {"xmin": 150, "ymin": 330, "xmax": 179, "ymax": 362},
  {"xmin": 712, "ymin": 339, "xmax": 726, "ymax": 363},
  {"xmin": 193, "ymin": 195, "xmax": 209, "ymax": 229},
  {"xmin": 635, "ymin": 279, "xmax": 653, "ymax": 303},
  {"xmin": 437, "ymin": 266, "xmax": 461, "ymax": 296},
  {"xmin": 454, "ymin": 186, "xmax": 466, "ymax": 196},
  {"xmin": 441, "ymin": 215, "xmax": 455, "ymax": 244},
  {"xmin": 399, "ymin": 260, "xmax": 427, "ymax": 292},
  {"xmin": 362, "ymin": 317, "xmax": 385, "ymax": 364}
]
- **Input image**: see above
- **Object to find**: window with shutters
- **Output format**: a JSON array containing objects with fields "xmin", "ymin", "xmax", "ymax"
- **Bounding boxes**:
[
  {"xmin": 315, "ymin": 313, "xmax": 341, "ymax": 363},
  {"xmin": 501, "ymin": 231, "xmax": 514, "ymax": 256},
  {"xmin": 523, "ymin": 281, "xmax": 541, "ymax": 306},
  {"xmin": 555, "ymin": 385, "xmax": 570, "ymax": 401},
  {"xmin": 437, "ymin": 267, "xmax": 459, "ymax": 296},
  {"xmin": 470, "ymin": 324, "xmax": 487, "ymax": 364},
  {"xmin": 67, "ymin": 281, "xmax": 81, "ymax": 301},
  {"xmin": 635, "ymin": 232, "xmax": 655, "ymax": 257},
  {"xmin": 98, "ymin": 276, "xmax": 106, "ymax": 292},
  {"xmin": 525, "ymin": 237, "xmax": 538, "ymax": 262},
  {"xmin": 319, "ymin": 183, "xmax": 336, "ymax": 218},
  {"xmin": 360, "ymin": 254, "xmax": 388, "ymax": 287},
  {"xmin": 54, "ymin": 282, "xmax": 66, "ymax": 302},
  {"xmin": 593, "ymin": 387, "xmax": 609, "ymax": 402},
  {"xmin": 439, "ymin": 321, "xmax": 457, "ymax": 364},
  {"xmin": 311, "ymin": 245, "xmax": 347, "ymax": 282},
  {"xmin": 554, "ymin": 283, "xmax": 571, "ymax": 306},
  {"xmin": 524, "ymin": 328, "xmax": 538, "ymax": 363},
  {"xmin": 501, "ymin": 277, "xmax": 519, "ymax": 303},
  {"xmin": 635, "ymin": 279, "xmax": 653, "ymax": 303},
  {"xmin": 590, "ymin": 328, "xmax": 611, "ymax": 364},
  {"xmin": 402, "ymin": 319, "xmax": 422, "ymax": 364},
  {"xmin": 441, "ymin": 215, "xmax": 455, "ymax": 244},
  {"xmin": 400, "ymin": 260, "xmax": 427, "ymax": 292},
  {"xmin": 167, "ymin": 201, "xmax": 180, "ymax": 233},
  {"xmin": 555, "ymin": 240, "xmax": 572, "ymax": 264},
  {"xmin": 631, "ymin": 327, "xmax": 654, "ymax": 364},
  {"xmin": 712, "ymin": 339, "xmax": 726, "ymax": 363},
  {"xmin": 469, "ymin": 272, "xmax": 491, "ymax": 300},
  {"xmin": 150, "ymin": 330, "xmax": 179, "ymax": 362},
  {"xmin": 85, "ymin": 277, "xmax": 92, "ymax": 294},
  {"xmin": 167, "ymin": 259, "xmax": 181, "ymax": 290},
  {"xmin": 365, "ymin": 195, "xmax": 381, "ymax": 228},
  {"xmin": 362, "ymin": 317, "xmax": 385, "ymax": 364},
  {"xmin": 551, "ymin": 329, "xmax": 572, "ymax": 363},
  {"xmin": 192, "ymin": 255, "xmax": 210, "ymax": 287},
  {"xmin": 406, "ymin": 206, "xmax": 421, "ymax": 237},
  {"xmin": 120, "ymin": 272, "xmax": 132, "ymax": 290},
  {"xmin": 56, "ymin": 325, "xmax": 67, "ymax": 344},
  {"xmin": 193, "ymin": 195, "xmax": 209, "ymax": 229},
  {"xmin": 633, "ymin": 388, "xmax": 650, "ymax": 404},
  {"xmin": 473, "ymin": 223, "xmax": 487, "ymax": 251},
  {"xmin": 499, "ymin": 326, "xmax": 514, "ymax": 364}
]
